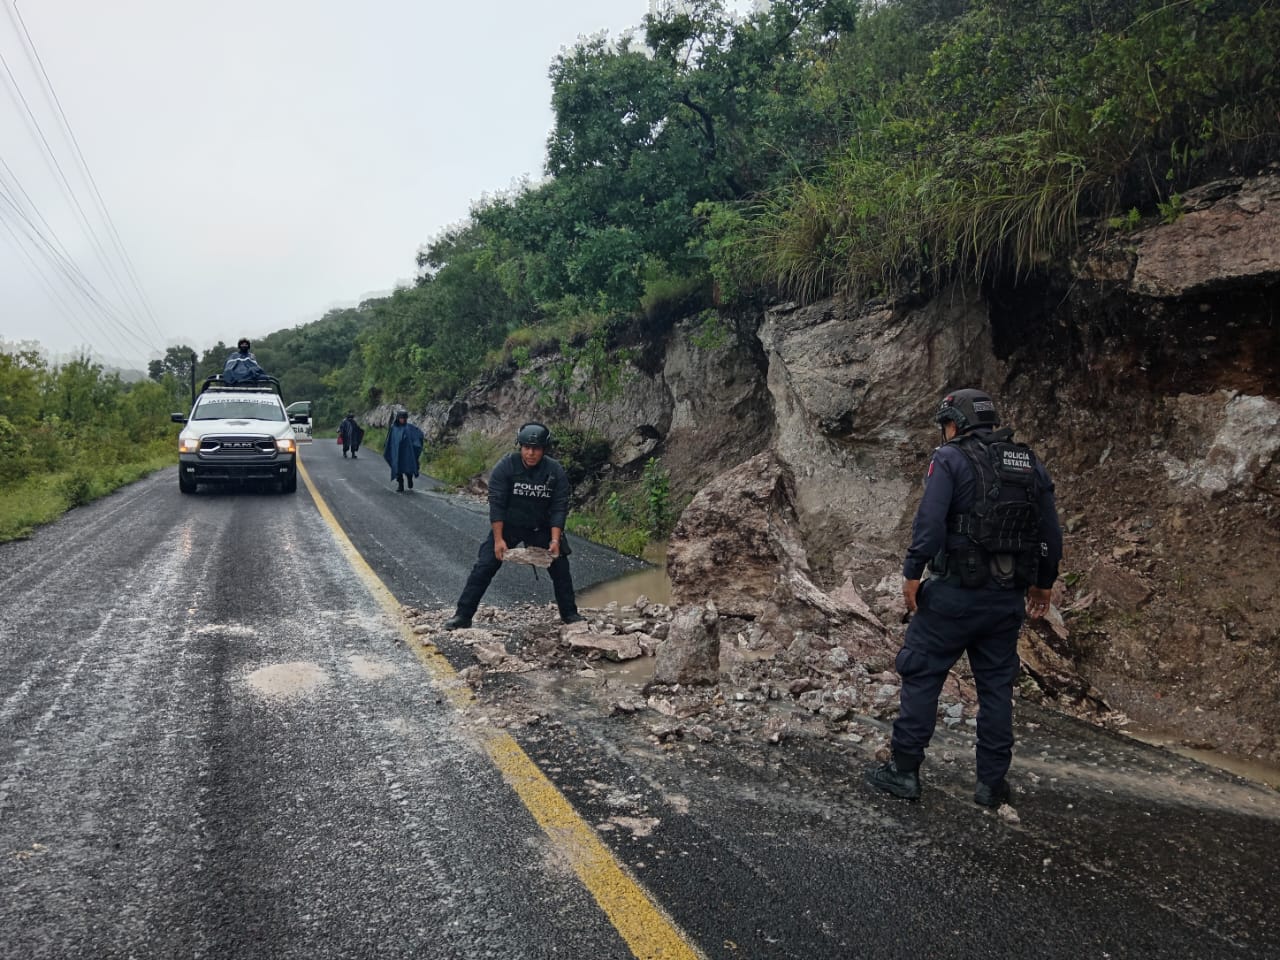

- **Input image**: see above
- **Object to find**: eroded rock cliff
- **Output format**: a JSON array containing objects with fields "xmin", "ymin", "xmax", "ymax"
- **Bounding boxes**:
[{"xmin": 409, "ymin": 171, "xmax": 1280, "ymax": 766}]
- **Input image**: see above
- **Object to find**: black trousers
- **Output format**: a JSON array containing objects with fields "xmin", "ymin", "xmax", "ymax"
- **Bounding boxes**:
[
  {"xmin": 455, "ymin": 525, "xmax": 578, "ymax": 620},
  {"xmin": 891, "ymin": 579, "xmax": 1025, "ymax": 784}
]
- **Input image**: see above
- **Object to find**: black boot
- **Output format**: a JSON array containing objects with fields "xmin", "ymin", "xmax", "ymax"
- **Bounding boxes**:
[
  {"xmin": 442, "ymin": 614, "xmax": 472, "ymax": 630},
  {"xmin": 408, "ymin": 474, "xmax": 413, "ymax": 489},
  {"xmin": 974, "ymin": 779, "xmax": 1011, "ymax": 808},
  {"xmin": 865, "ymin": 760, "xmax": 922, "ymax": 801},
  {"xmin": 560, "ymin": 612, "xmax": 585, "ymax": 625},
  {"xmin": 397, "ymin": 477, "xmax": 404, "ymax": 492}
]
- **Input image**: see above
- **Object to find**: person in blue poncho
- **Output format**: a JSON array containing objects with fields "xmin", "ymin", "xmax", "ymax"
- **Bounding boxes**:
[
  {"xmin": 223, "ymin": 338, "xmax": 267, "ymax": 384},
  {"xmin": 383, "ymin": 409, "xmax": 424, "ymax": 492}
]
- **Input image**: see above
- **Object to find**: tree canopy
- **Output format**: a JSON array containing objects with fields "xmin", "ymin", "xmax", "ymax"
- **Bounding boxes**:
[{"xmin": 364, "ymin": 0, "xmax": 1279, "ymax": 405}]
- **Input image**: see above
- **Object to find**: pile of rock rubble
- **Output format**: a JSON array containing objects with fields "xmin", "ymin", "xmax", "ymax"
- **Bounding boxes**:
[{"xmin": 404, "ymin": 595, "xmax": 1001, "ymax": 755}]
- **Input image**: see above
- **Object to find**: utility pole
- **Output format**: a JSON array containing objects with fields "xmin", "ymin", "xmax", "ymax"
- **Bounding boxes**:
[{"xmin": 190, "ymin": 352, "xmax": 196, "ymax": 405}]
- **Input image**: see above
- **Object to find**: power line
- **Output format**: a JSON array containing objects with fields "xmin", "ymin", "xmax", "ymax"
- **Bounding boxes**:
[
  {"xmin": 0, "ymin": 186, "xmax": 142, "ymax": 358},
  {"xmin": 8, "ymin": 0, "xmax": 167, "ymax": 346},
  {"xmin": 0, "ymin": 38, "xmax": 160, "ymax": 355},
  {"xmin": 0, "ymin": 165, "xmax": 152, "ymax": 355},
  {"xmin": 0, "ymin": 214, "xmax": 112, "ymax": 361}
]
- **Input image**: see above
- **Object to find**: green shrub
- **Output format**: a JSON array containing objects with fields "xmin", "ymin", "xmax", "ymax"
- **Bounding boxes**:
[
  {"xmin": 641, "ymin": 457, "xmax": 672, "ymax": 538},
  {"xmin": 566, "ymin": 510, "xmax": 649, "ymax": 558},
  {"xmin": 688, "ymin": 311, "xmax": 730, "ymax": 352},
  {"xmin": 59, "ymin": 468, "xmax": 96, "ymax": 508},
  {"xmin": 364, "ymin": 426, "xmax": 387, "ymax": 454},
  {"xmin": 0, "ymin": 416, "xmax": 34, "ymax": 483},
  {"xmin": 552, "ymin": 426, "xmax": 611, "ymax": 487},
  {"xmin": 565, "ymin": 458, "xmax": 673, "ymax": 557},
  {"xmin": 639, "ymin": 270, "xmax": 712, "ymax": 321},
  {"xmin": 427, "ymin": 432, "xmax": 504, "ymax": 489},
  {"xmin": 1107, "ymin": 208, "xmax": 1142, "ymax": 232}
]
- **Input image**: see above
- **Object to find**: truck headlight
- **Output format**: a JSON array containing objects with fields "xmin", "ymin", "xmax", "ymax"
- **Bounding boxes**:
[
  {"xmin": 276, "ymin": 438, "xmax": 297, "ymax": 453},
  {"xmin": 179, "ymin": 437, "xmax": 200, "ymax": 453}
]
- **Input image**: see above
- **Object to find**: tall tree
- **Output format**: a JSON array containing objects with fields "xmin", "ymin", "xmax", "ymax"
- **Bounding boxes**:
[{"xmin": 147, "ymin": 345, "xmax": 197, "ymax": 384}]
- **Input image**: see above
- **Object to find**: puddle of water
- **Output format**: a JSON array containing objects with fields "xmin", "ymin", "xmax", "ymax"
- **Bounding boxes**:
[
  {"xmin": 580, "ymin": 542, "xmax": 671, "ymax": 609},
  {"xmin": 1125, "ymin": 730, "xmax": 1280, "ymax": 790},
  {"xmin": 593, "ymin": 654, "xmax": 657, "ymax": 687},
  {"xmin": 347, "ymin": 655, "xmax": 395, "ymax": 680},
  {"xmin": 244, "ymin": 662, "xmax": 330, "ymax": 699}
]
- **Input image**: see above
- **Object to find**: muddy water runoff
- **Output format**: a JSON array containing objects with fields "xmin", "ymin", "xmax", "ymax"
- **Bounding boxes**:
[
  {"xmin": 1124, "ymin": 730, "xmax": 1280, "ymax": 790},
  {"xmin": 578, "ymin": 541, "xmax": 671, "ymax": 608}
]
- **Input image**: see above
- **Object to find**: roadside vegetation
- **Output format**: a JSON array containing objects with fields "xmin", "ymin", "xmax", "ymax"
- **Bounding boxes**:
[
  {"xmin": 565, "ymin": 457, "xmax": 678, "ymax": 557},
  {"xmin": 9, "ymin": 0, "xmax": 1277, "ymax": 548},
  {"xmin": 0, "ymin": 348, "xmax": 176, "ymax": 542}
]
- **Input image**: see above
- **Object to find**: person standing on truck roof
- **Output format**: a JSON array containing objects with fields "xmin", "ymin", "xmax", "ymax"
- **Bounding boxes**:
[{"xmin": 223, "ymin": 338, "xmax": 266, "ymax": 384}]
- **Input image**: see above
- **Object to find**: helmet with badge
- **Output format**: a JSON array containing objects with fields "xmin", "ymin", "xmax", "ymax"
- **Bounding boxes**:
[{"xmin": 935, "ymin": 388, "xmax": 999, "ymax": 433}]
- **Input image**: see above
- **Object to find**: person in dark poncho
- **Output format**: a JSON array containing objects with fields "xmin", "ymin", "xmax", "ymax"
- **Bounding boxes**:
[
  {"xmin": 383, "ymin": 409, "xmax": 424, "ymax": 492},
  {"xmin": 339, "ymin": 412, "xmax": 364, "ymax": 459}
]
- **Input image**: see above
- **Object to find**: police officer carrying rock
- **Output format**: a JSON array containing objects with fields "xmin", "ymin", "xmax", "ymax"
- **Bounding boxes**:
[
  {"xmin": 442, "ymin": 423, "xmax": 585, "ymax": 630},
  {"xmin": 867, "ymin": 388, "xmax": 1062, "ymax": 806}
]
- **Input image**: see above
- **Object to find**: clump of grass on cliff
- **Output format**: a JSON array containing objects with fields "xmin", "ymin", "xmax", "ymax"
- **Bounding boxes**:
[
  {"xmin": 425, "ymin": 433, "xmax": 505, "ymax": 490},
  {"xmin": 708, "ymin": 0, "xmax": 1280, "ymax": 304}
]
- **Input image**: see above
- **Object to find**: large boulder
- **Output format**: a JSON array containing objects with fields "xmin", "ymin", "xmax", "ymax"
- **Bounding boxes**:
[
  {"xmin": 667, "ymin": 450, "xmax": 898, "ymax": 665},
  {"xmin": 666, "ymin": 451, "xmax": 808, "ymax": 620},
  {"xmin": 1160, "ymin": 391, "xmax": 1280, "ymax": 497},
  {"xmin": 758, "ymin": 287, "xmax": 1008, "ymax": 583},
  {"xmin": 652, "ymin": 602, "xmax": 721, "ymax": 686}
]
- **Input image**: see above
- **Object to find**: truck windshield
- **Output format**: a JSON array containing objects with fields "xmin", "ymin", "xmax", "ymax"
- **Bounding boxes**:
[{"xmin": 193, "ymin": 398, "xmax": 286, "ymax": 422}]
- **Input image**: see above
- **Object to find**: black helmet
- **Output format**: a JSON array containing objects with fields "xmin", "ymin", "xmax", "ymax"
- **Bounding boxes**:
[
  {"xmin": 394, "ymin": 409, "xmax": 408, "ymax": 421},
  {"xmin": 516, "ymin": 422, "xmax": 552, "ymax": 448},
  {"xmin": 935, "ymin": 388, "xmax": 999, "ymax": 432}
]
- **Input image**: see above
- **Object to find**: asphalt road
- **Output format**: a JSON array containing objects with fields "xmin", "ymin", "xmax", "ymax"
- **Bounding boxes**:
[
  {"xmin": 303, "ymin": 441, "xmax": 645, "ymax": 611},
  {"xmin": 1, "ymin": 441, "xmax": 1278, "ymax": 959}
]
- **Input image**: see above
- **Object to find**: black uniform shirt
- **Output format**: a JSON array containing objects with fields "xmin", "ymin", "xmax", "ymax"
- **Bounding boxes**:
[
  {"xmin": 903, "ymin": 429, "xmax": 1063, "ymax": 589},
  {"xmin": 488, "ymin": 451, "xmax": 570, "ymax": 531}
]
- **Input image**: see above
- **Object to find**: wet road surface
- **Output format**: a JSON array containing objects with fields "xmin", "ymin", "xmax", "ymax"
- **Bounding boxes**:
[
  {"xmin": 0, "ymin": 465, "xmax": 634, "ymax": 959},
  {"xmin": 1, "ymin": 444, "xmax": 1278, "ymax": 959}
]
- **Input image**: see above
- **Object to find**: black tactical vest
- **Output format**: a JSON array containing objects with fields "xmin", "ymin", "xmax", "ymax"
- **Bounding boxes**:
[{"xmin": 935, "ymin": 428, "xmax": 1043, "ymax": 588}]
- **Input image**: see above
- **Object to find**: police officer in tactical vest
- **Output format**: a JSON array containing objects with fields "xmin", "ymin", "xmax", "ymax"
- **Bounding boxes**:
[
  {"xmin": 867, "ymin": 388, "xmax": 1062, "ymax": 806},
  {"xmin": 442, "ymin": 423, "xmax": 585, "ymax": 630}
]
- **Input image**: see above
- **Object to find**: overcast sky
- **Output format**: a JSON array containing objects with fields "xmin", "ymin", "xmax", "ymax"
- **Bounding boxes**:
[{"xmin": 0, "ymin": 0, "xmax": 662, "ymax": 365}]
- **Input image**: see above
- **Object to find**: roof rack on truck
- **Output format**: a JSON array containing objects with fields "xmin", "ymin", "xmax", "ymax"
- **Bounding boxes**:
[{"xmin": 199, "ymin": 374, "xmax": 283, "ymax": 397}]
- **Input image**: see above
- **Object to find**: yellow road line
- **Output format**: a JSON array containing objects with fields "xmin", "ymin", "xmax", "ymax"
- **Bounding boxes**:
[{"xmin": 297, "ymin": 455, "xmax": 703, "ymax": 960}]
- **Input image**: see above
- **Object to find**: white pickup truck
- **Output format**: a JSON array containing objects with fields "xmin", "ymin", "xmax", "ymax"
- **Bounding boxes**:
[
  {"xmin": 285, "ymin": 400, "xmax": 314, "ymax": 443},
  {"xmin": 170, "ymin": 376, "xmax": 309, "ymax": 494}
]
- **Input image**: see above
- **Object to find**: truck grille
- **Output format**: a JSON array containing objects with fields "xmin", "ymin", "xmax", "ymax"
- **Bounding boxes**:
[{"xmin": 199, "ymin": 435, "xmax": 277, "ymax": 455}]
